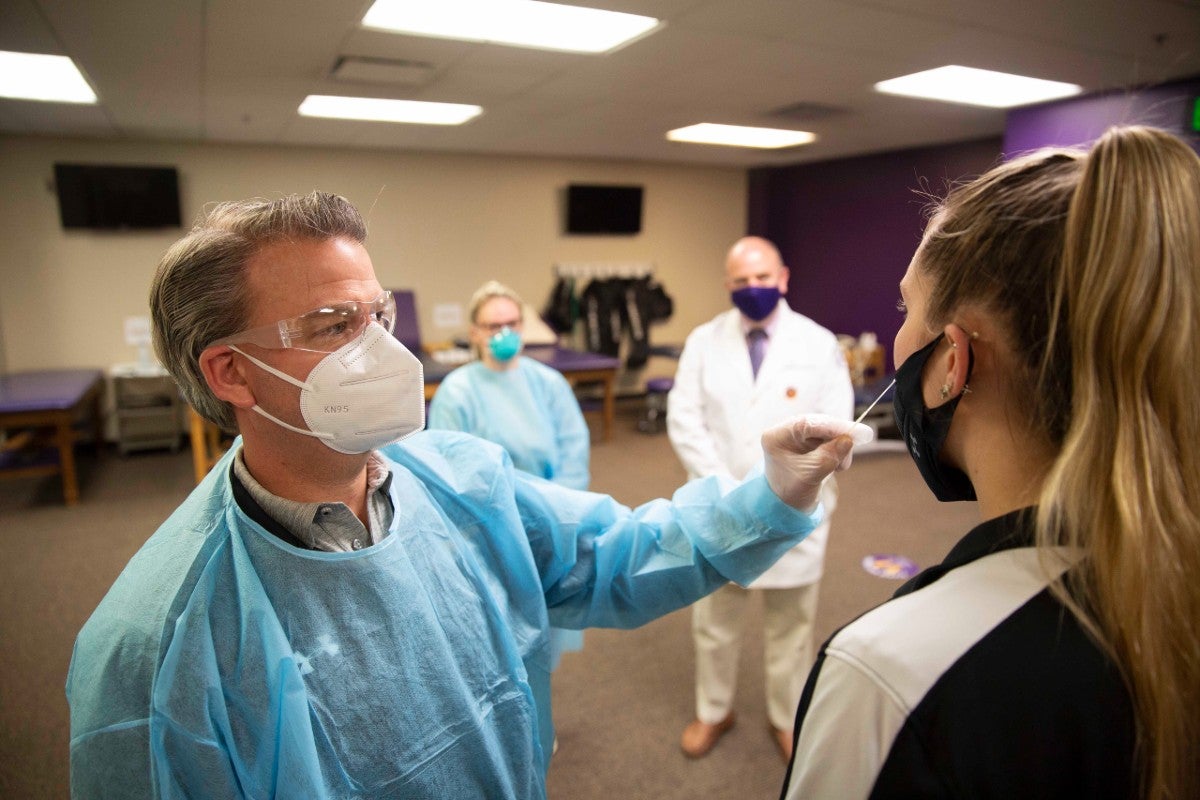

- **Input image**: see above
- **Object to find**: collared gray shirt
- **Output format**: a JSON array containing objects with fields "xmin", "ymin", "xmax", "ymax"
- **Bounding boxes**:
[{"xmin": 233, "ymin": 449, "xmax": 395, "ymax": 552}]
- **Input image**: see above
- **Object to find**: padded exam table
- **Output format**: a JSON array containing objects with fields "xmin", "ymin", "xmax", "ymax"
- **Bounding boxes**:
[{"xmin": 0, "ymin": 369, "xmax": 104, "ymax": 506}]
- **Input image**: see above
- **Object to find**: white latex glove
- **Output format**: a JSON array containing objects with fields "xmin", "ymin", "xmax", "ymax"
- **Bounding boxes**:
[{"xmin": 762, "ymin": 413, "xmax": 875, "ymax": 512}]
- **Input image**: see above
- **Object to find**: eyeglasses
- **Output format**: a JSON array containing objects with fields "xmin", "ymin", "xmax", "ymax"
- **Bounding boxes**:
[
  {"xmin": 210, "ymin": 292, "xmax": 397, "ymax": 353},
  {"xmin": 474, "ymin": 318, "xmax": 522, "ymax": 336}
]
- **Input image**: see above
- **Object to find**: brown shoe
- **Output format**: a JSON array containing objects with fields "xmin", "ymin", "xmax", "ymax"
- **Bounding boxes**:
[
  {"xmin": 680, "ymin": 712, "xmax": 736, "ymax": 758},
  {"xmin": 771, "ymin": 725, "xmax": 793, "ymax": 762}
]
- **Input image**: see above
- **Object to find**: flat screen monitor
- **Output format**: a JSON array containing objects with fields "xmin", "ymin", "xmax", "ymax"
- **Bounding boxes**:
[
  {"xmin": 566, "ymin": 184, "xmax": 642, "ymax": 235},
  {"xmin": 54, "ymin": 163, "xmax": 182, "ymax": 229}
]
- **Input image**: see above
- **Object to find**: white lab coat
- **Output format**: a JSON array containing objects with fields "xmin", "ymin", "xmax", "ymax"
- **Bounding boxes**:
[{"xmin": 667, "ymin": 302, "xmax": 854, "ymax": 588}]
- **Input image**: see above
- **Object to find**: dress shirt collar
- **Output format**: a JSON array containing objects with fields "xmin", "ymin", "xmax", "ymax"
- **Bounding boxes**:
[{"xmin": 232, "ymin": 448, "xmax": 394, "ymax": 552}]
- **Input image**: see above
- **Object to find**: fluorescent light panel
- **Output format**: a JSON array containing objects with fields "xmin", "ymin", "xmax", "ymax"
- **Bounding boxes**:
[
  {"xmin": 667, "ymin": 123, "xmax": 816, "ymax": 150},
  {"xmin": 875, "ymin": 65, "xmax": 1081, "ymax": 108},
  {"xmin": 298, "ymin": 95, "xmax": 482, "ymax": 125},
  {"xmin": 0, "ymin": 50, "xmax": 96, "ymax": 103},
  {"xmin": 362, "ymin": 0, "xmax": 660, "ymax": 54}
]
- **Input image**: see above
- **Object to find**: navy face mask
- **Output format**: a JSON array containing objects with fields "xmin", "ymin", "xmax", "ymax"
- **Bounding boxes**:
[
  {"xmin": 731, "ymin": 285, "xmax": 781, "ymax": 322},
  {"xmin": 892, "ymin": 333, "xmax": 977, "ymax": 502}
]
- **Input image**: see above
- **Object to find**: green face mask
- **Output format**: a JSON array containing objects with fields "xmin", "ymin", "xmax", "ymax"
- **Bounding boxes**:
[{"xmin": 488, "ymin": 328, "xmax": 522, "ymax": 362}]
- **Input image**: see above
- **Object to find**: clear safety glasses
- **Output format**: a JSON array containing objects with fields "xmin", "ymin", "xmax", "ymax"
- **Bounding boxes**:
[
  {"xmin": 474, "ymin": 318, "xmax": 522, "ymax": 335},
  {"xmin": 210, "ymin": 292, "xmax": 397, "ymax": 353}
]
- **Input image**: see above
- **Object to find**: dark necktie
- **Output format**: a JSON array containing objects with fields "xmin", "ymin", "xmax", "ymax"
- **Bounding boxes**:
[{"xmin": 748, "ymin": 328, "xmax": 767, "ymax": 379}]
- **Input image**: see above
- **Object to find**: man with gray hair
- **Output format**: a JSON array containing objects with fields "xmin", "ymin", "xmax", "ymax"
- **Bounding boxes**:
[{"xmin": 67, "ymin": 192, "xmax": 865, "ymax": 799}]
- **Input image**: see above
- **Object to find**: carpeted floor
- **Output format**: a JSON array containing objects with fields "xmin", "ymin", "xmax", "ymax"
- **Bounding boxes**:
[{"xmin": 0, "ymin": 401, "xmax": 979, "ymax": 799}]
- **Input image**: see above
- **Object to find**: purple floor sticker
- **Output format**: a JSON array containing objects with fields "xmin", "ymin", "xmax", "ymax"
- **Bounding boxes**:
[{"xmin": 861, "ymin": 553, "xmax": 919, "ymax": 580}]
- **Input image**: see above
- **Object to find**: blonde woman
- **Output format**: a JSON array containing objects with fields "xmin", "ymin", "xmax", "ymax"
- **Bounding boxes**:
[
  {"xmin": 428, "ymin": 280, "xmax": 591, "ymax": 674},
  {"xmin": 782, "ymin": 126, "xmax": 1200, "ymax": 799},
  {"xmin": 428, "ymin": 281, "xmax": 589, "ymax": 490}
]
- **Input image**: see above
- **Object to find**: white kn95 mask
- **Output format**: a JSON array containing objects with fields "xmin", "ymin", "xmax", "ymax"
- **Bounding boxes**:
[{"xmin": 229, "ymin": 322, "xmax": 425, "ymax": 454}]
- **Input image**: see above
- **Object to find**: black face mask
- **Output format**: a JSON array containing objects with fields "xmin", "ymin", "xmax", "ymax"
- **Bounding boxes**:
[{"xmin": 892, "ymin": 333, "xmax": 976, "ymax": 502}]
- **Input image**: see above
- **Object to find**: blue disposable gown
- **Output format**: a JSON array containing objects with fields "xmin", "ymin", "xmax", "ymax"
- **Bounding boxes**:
[
  {"xmin": 67, "ymin": 430, "xmax": 818, "ymax": 799},
  {"xmin": 428, "ymin": 357, "xmax": 590, "ymax": 490}
]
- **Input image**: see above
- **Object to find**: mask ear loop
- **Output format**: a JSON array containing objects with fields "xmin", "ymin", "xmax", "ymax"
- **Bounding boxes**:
[
  {"xmin": 246, "ymin": 405, "xmax": 334, "ymax": 442},
  {"xmin": 227, "ymin": 345, "xmax": 312, "ymax": 391},
  {"xmin": 226, "ymin": 345, "xmax": 334, "ymax": 442}
]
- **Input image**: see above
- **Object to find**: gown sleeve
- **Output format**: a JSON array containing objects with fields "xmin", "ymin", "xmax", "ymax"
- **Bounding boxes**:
[{"xmin": 512, "ymin": 464, "xmax": 821, "ymax": 630}]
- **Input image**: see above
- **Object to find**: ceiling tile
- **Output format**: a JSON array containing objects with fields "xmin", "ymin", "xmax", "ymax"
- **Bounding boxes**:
[{"xmin": 6, "ymin": 0, "xmax": 1197, "ymax": 167}]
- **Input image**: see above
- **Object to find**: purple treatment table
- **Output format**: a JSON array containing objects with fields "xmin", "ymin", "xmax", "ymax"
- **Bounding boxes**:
[{"xmin": 0, "ymin": 369, "xmax": 104, "ymax": 505}]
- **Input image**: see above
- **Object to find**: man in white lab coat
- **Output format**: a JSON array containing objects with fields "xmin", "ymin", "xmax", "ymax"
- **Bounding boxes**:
[{"xmin": 667, "ymin": 236, "xmax": 854, "ymax": 761}]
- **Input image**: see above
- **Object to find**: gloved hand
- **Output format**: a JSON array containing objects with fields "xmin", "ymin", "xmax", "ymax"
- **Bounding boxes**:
[{"xmin": 762, "ymin": 414, "xmax": 874, "ymax": 512}]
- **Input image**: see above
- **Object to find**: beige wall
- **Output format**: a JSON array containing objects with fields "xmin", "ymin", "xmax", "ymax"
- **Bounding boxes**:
[{"xmin": 0, "ymin": 136, "xmax": 745, "ymax": 386}]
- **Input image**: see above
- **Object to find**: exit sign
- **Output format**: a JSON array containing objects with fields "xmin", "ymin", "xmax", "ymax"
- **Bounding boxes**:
[{"xmin": 1193, "ymin": 97, "xmax": 1200, "ymax": 132}]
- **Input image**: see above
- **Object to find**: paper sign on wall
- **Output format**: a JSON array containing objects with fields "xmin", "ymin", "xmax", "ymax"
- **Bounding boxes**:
[{"xmin": 124, "ymin": 316, "xmax": 152, "ymax": 346}]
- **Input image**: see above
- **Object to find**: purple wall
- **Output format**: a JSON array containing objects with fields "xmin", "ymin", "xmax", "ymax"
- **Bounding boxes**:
[
  {"xmin": 747, "ymin": 137, "xmax": 1002, "ymax": 368},
  {"xmin": 748, "ymin": 76, "xmax": 1200, "ymax": 369},
  {"xmin": 1005, "ymin": 76, "xmax": 1200, "ymax": 157}
]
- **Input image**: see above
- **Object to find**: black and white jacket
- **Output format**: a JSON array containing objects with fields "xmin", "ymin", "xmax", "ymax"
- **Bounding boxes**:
[{"xmin": 780, "ymin": 508, "xmax": 1137, "ymax": 799}]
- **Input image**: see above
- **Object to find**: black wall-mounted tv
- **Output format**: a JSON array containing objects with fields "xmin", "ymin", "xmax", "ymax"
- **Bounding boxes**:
[
  {"xmin": 566, "ymin": 184, "xmax": 643, "ymax": 235},
  {"xmin": 54, "ymin": 163, "xmax": 182, "ymax": 229}
]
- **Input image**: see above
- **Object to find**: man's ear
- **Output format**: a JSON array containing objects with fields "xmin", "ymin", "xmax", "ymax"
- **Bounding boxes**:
[
  {"xmin": 941, "ymin": 323, "xmax": 973, "ymax": 398},
  {"xmin": 199, "ymin": 346, "xmax": 256, "ymax": 409}
]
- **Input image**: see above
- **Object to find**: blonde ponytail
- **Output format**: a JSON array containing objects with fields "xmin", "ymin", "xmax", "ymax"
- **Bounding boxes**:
[{"xmin": 1038, "ymin": 126, "xmax": 1200, "ymax": 800}]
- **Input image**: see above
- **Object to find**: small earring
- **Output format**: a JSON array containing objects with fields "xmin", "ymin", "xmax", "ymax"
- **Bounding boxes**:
[
  {"xmin": 940, "ymin": 384, "xmax": 950, "ymax": 400},
  {"xmin": 962, "ymin": 384, "xmax": 972, "ymax": 395}
]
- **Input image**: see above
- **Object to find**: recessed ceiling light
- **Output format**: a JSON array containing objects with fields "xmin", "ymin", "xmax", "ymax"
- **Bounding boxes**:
[
  {"xmin": 874, "ymin": 65, "xmax": 1082, "ymax": 108},
  {"xmin": 666, "ymin": 123, "xmax": 816, "ymax": 149},
  {"xmin": 0, "ymin": 50, "xmax": 97, "ymax": 104},
  {"xmin": 298, "ymin": 95, "xmax": 482, "ymax": 125},
  {"xmin": 361, "ymin": 0, "xmax": 660, "ymax": 54}
]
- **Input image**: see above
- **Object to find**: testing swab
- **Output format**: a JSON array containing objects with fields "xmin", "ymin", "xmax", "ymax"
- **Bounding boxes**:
[
  {"xmin": 854, "ymin": 379, "xmax": 896, "ymax": 426},
  {"xmin": 842, "ymin": 378, "xmax": 896, "ymax": 446}
]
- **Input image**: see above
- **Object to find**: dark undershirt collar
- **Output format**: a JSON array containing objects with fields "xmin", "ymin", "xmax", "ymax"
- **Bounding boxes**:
[
  {"xmin": 894, "ymin": 506, "xmax": 1036, "ymax": 598},
  {"xmin": 228, "ymin": 463, "xmax": 312, "ymax": 550}
]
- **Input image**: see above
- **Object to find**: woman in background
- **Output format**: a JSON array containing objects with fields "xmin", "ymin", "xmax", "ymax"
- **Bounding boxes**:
[
  {"xmin": 781, "ymin": 126, "xmax": 1200, "ymax": 799},
  {"xmin": 428, "ymin": 280, "xmax": 590, "ymax": 490},
  {"xmin": 428, "ymin": 280, "xmax": 590, "ymax": 670}
]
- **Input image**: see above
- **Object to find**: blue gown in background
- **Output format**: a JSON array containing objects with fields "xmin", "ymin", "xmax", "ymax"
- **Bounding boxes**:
[
  {"xmin": 428, "ymin": 357, "xmax": 590, "ymax": 490},
  {"xmin": 67, "ymin": 430, "xmax": 818, "ymax": 799},
  {"xmin": 429, "ymin": 356, "xmax": 593, "ymax": 662}
]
